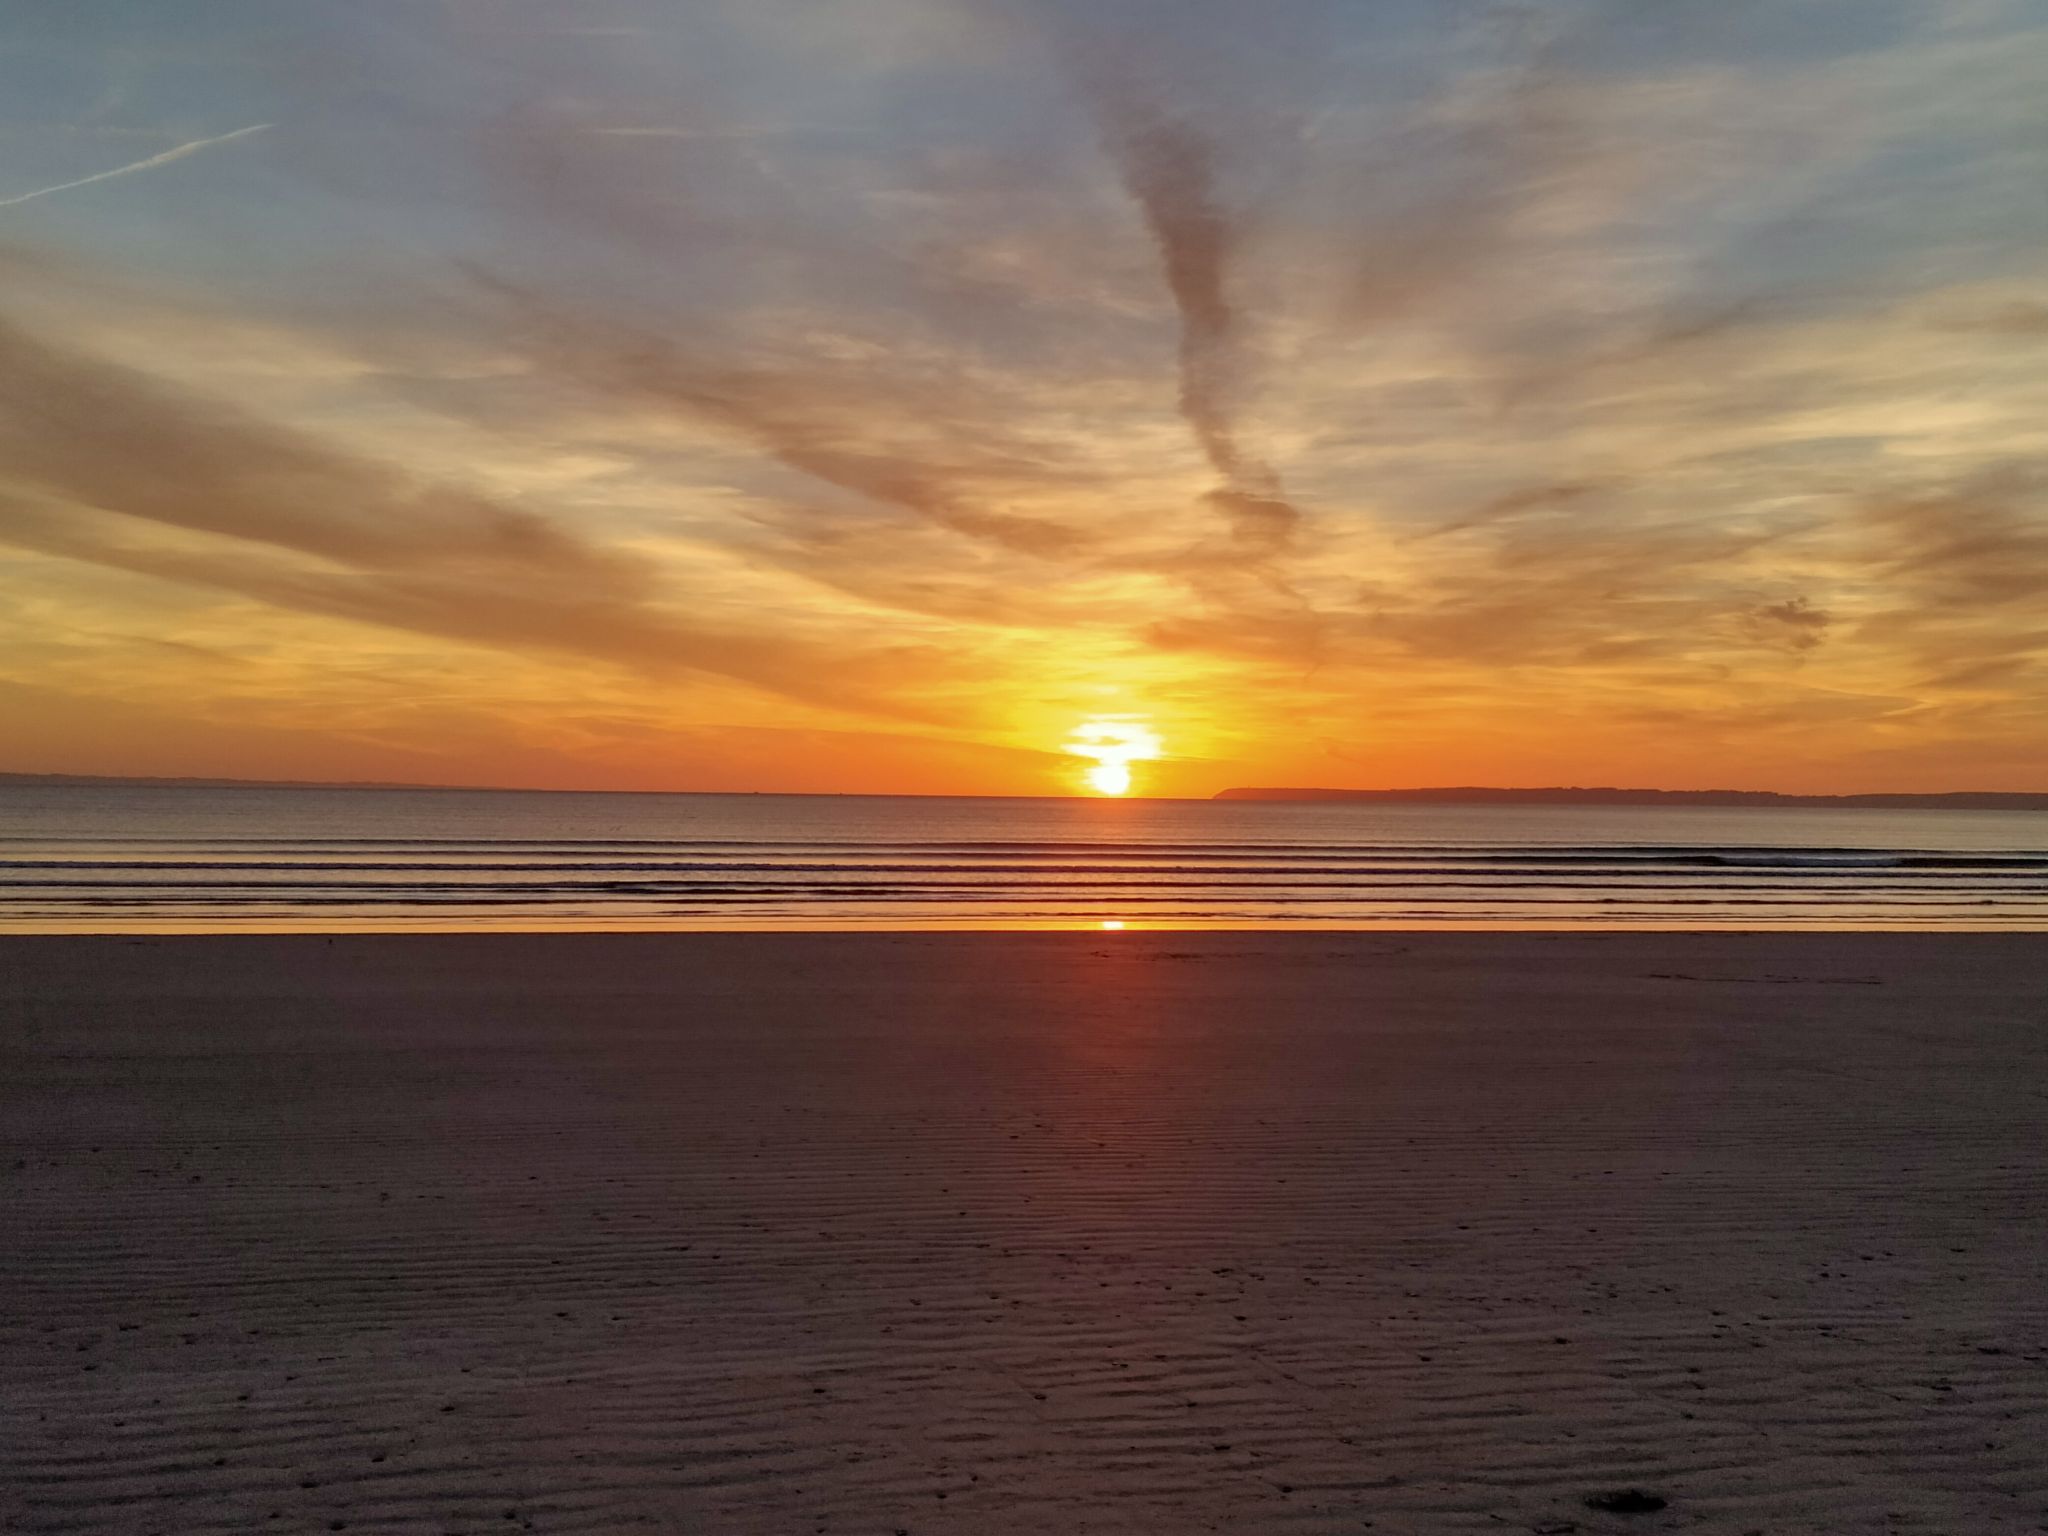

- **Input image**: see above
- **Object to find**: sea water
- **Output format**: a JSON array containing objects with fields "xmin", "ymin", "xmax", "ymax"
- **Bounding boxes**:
[{"xmin": 3, "ymin": 785, "xmax": 2046, "ymax": 931}]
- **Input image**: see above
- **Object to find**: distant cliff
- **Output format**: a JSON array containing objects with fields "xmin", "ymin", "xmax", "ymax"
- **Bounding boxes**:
[{"xmin": 1213, "ymin": 786, "xmax": 2048, "ymax": 810}]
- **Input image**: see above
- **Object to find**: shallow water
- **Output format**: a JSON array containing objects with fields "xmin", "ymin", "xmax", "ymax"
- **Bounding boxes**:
[{"xmin": 4, "ymin": 785, "xmax": 2047, "ymax": 931}]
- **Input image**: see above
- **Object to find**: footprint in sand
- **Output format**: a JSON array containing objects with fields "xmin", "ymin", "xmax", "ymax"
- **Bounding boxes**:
[{"xmin": 1584, "ymin": 1488, "xmax": 1668, "ymax": 1513}]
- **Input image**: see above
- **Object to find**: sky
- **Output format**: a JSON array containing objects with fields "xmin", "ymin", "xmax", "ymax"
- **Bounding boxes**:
[{"xmin": 1, "ymin": 0, "xmax": 2044, "ymax": 797}]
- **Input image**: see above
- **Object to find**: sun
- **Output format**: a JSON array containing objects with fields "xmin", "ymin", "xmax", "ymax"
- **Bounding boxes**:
[
  {"xmin": 1086, "ymin": 760, "xmax": 1133, "ymax": 796},
  {"xmin": 1065, "ymin": 717, "xmax": 1162, "ymax": 797}
]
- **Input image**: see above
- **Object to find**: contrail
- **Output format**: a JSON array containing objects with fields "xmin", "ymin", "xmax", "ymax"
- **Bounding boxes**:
[{"xmin": 0, "ymin": 122, "xmax": 271, "ymax": 210}]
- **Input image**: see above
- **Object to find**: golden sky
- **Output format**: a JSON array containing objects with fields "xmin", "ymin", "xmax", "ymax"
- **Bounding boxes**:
[{"xmin": 2, "ymin": 1, "xmax": 2045, "ymax": 796}]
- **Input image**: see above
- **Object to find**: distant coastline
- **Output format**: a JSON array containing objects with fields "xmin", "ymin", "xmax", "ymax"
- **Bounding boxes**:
[
  {"xmin": 1215, "ymin": 786, "xmax": 2048, "ymax": 810},
  {"xmin": 6, "ymin": 773, "xmax": 2046, "ymax": 809}
]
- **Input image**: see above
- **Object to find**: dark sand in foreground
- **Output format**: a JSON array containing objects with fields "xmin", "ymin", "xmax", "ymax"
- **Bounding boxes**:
[{"xmin": 4, "ymin": 933, "xmax": 2046, "ymax": 1534}]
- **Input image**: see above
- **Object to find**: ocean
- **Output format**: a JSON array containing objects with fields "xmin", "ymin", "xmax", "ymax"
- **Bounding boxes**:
[{"xmin": 3, "ymin": 784, "xmax": 2047, "ymax": 931}]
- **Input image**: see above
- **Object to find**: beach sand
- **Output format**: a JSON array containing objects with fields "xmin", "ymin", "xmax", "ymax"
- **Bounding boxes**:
[{"xmin": 3, "ymin": 932, "xmax": 2046, "ymax": 1534}]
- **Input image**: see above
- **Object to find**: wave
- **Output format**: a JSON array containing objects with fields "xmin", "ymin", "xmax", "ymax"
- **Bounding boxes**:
[
  {"xmin": 8, "ymin": 836, "xmax": 2045, "ymax": 865},
  {"xmin": 5, "ymin": 795, "xmax": 2046, "ymax": 931},
  {"xmin": 7, "ymin": 854, "xmax": 2047, "ymax": 877}
]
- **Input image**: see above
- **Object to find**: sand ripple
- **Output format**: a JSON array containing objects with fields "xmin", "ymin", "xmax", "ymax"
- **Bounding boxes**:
[{"xmin": 4, "ymin": 933, "xmax": 2046, "ymax": 1532}]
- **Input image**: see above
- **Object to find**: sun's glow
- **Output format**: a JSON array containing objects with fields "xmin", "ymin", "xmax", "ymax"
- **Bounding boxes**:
[
  {"xmin": 1065, "ymin": 716, "xmax": 1162, "ymax": 797},
  {"xmin": 1086, "ymin": 760, "xmax": 1132, "ymax": 795}
]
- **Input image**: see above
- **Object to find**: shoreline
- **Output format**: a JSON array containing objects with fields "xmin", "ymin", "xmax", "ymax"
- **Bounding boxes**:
[{"xmin": 13, "ymin": 918, "xmax": 2048, "ymax": 934}]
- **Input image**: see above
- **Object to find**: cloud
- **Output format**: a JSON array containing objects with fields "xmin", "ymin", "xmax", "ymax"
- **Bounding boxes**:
[
  {"xmin": 1747, "ymin": 596, "xmax": 1831, "ymax": 652},
  {"xmin": 1417, "ymin": 482, "xmax": 1605, "ymax": 542},
  {"xmin": 1342, "ymin": 477, "xmax": 1809, "ymax": 672},
  {"xmin": 8, "ymin": 3, "xmax": 2048, "ymax": 788},
  {"xmin": 0, "ymin": 314, "xmax": 639, "ymax": 587},
  {"xmin": 0, "ymin": 123, "xmax": 270, "ymax": 210},
  {"xmin": 441, "ymin": 88, "xmax": 1115, "ymax": 565},
  {"xmin": 1862, "ymin": 472, "xmax": 2048, "ymax": 608},
  {"xmin": 0, "ymin": 312, "xmax": 940, "ymax": 719},
  {"xmin": 1847, "ymin": 471, "xmax": 2048, "ymax": 692},
  {"xmin": 1934, "ymin": 298, "xmax": 2048, "ymax": 335},
  {"xmin": 1095, "ymin": 99, "xmax": 1236, "ymax": 473},
  {"xmin": 500, "ymin": 300, "xmax": 1094, "ymax": 559},
  {"xmin": 993, "ymin": 8, "xmax": 1332, "ymax": 664},
  {"xmin": 1087, "ymin": 80, "xmax": 1306, "ymax": 563},
  {"xmin": 0, "ymin": 497, "xmax": 926, "ymax": 715}
]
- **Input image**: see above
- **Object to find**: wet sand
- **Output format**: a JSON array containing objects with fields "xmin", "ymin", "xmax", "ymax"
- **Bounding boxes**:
[{"xmin": 4, "ymin": 932, "xmax": 2046, "ymax": 1534}]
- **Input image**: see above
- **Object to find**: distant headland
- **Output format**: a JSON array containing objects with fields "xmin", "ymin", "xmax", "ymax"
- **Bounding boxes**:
[{"xmin": 1214, "ymin": 786, "xmax": 2048, "ymax": 810}]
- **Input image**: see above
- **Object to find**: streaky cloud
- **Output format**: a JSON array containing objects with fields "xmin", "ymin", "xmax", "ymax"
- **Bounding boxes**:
[
  {"xmin": 1093, "ymin": 89, "xmax": 1304, "ymax": 561},
  {"xmin": 0, "ymin": 314, "xmax": 642, "ymax": 590},
  {"xmin": 478, "ymin": 280, "xmax": 1093, "ymax": 560},
  {"xmin": 0, "ymin": 312, "xmax": 940, "ymax": 721}
]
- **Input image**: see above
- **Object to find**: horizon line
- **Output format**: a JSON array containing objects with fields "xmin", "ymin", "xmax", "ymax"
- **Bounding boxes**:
[{"xmin": 4, "ymin": 771, "xmax": 2046, "ymax": 807}]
